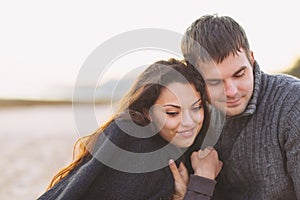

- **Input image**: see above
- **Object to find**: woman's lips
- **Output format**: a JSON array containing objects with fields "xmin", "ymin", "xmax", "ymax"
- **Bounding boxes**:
[{"xmin": 177, "ymin": 128, "xmax": 195, "ymax": 138}]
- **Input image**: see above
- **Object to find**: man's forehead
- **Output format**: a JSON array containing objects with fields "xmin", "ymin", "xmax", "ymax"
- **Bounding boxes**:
[{"xmin": 196, "ymin": 61, "xmax": 222, "ymax": 79}]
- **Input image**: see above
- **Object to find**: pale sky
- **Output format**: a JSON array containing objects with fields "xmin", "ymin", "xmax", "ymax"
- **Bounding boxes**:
[{"xmin": 0, "ymin": 0, "xmax": 299, "ymax": 99}]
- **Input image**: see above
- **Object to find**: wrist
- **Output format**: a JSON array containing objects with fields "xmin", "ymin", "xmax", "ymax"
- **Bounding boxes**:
[{"xmin": 194, "ymin": 170, "xmax": 215, "ymax": 180}]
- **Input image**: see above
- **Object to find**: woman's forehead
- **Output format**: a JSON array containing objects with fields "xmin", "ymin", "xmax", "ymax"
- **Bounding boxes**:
[{"xmin": 156, "ymin": 82, "xmax": 201, "ymax": 105}]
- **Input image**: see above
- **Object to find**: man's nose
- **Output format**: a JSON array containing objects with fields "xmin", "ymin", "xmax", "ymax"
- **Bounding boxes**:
[{"xmin": 224, "ymin": 80, "xmax": 238, "ymax": 98}]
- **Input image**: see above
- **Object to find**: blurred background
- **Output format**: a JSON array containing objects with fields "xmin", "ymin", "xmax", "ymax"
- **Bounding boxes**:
[{"xmin": 1, "ymin": 0, "xmax": 299, "ymax": 199}]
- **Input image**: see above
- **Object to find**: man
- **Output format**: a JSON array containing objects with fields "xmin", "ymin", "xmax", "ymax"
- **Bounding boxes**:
[{"xmin": 181, "ymin": 14, "xmax": 300, "ymax": 200}]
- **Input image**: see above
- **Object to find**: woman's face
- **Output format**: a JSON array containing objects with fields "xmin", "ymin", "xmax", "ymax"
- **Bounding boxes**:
[{"xmin": 151, "ymin": 82, "xmax": 204, "ymax": 148}]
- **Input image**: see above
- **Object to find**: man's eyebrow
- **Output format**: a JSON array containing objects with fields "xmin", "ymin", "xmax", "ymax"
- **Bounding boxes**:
[{"xmin": 233, "ymin": 66, "xmax": 247, "ymax": 76}]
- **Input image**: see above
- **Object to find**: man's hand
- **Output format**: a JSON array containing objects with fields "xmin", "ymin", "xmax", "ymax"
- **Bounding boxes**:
[{"xmin": 191, "ymin": 146, "xmax": 223, "ymax": 180}]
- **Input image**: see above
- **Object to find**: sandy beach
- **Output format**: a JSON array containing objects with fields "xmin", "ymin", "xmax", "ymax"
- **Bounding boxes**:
[{"xmin": 0, "ymin": 104, "xmax": 111, "ymax": 200}]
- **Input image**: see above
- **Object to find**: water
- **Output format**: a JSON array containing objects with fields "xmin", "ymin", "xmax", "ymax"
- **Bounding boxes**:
[{"xmin": 0, "ymin": 104, "xmax": 111, "ymax": 200}]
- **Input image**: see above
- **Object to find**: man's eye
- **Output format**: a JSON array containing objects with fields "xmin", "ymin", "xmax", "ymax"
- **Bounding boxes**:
[
  {"xmin": 207, "ymin": 80, "xmax": 221, "ymax": 86},
  {"xmin": 235, "ymin": 70, "xmax": 245, "ymax": 77}
]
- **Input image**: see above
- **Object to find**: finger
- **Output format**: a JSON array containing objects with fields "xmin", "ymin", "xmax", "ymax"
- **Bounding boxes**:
[
  {"xmin": 219, "ymin": 160, "xmax": 223, "ymax": 166},
  {"xmin": 198, "ymin": 148, "xmax": 213, "ymax": 158},
  {"xmin": 178, "ymin": 162, "xmax": 189, "ymax": 184},
  {"xmin": 178, "ymin": 162, "xmax": 188, "ymax": 175},
  {"xmin": 206, "ymin": 146, "xmax": 214, "ymax": 150},
  {"xmin": 219, "ymin": 161, "xmax": 223, "ymax": 169},
  {"xmin": 169, "ymin": 159, "xmax": 183, "ymax": 181}
]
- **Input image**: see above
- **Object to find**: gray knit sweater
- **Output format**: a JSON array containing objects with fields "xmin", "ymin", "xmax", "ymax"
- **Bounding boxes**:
[{"xmin": 211, "ymin": 62, "xmax": 300, "ymax": 200}]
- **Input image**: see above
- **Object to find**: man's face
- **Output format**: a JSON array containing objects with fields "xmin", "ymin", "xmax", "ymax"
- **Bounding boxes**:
[{"xmin": 199, "ymin": 49, "xmax": 254, "ymax": 116}]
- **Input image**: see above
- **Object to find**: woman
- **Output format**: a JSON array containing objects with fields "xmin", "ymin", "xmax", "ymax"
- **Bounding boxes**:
[{"xmin": 38, "ymin": 59, "xmax": 222, "ymax": 200}]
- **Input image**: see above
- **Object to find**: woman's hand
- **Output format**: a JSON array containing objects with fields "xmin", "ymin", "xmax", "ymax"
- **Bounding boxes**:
[
  {"xmin": 169, "ymin": 159, "xmax": 189, "ymax": 200},
  {"xmin": 191, "ymin": 146, "xmax": 223, "ymax": 180}
]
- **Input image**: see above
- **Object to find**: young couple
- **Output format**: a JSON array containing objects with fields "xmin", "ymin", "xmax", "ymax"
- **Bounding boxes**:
[{"xmin": 39, "ymin": 14, "xmax": 300, "ymax": 200}]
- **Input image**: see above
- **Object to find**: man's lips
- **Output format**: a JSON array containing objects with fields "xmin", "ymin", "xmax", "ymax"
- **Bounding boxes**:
[{"xmin": 226, "ymin": 98, "xmax": 242, "ymax": 107}]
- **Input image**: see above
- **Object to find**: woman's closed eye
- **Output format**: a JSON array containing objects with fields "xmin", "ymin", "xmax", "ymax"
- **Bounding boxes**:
[
  {"xmin": 166, "ymin": 111, "xmax": 180, "ymax": 116},
  {"xmin": 192, "ymin": 105, "xmax": 203, "ymax": 111}
]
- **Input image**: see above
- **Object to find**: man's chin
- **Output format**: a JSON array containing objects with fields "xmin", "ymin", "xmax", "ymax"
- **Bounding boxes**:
[
  {"xmin": 211, "ymin": 101, "xmax": 247, "ymax": 116},
  {"xmin": 225, "ymin": 106, "xmax": 245, "ymax": 116}
]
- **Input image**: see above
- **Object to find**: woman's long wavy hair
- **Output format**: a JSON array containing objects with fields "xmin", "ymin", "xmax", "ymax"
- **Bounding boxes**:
[{"xmin": 47, "ymin": 58, "xmax": 210, "ymax": 189}]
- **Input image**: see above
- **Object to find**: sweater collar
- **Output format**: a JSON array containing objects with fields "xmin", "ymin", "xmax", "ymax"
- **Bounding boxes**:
[{"xmin": 240, "ymin": 61, "xmax": 261, "ymax": 116}]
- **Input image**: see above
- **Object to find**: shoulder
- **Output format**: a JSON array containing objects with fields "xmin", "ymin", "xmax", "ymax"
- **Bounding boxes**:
[
  {"xmin": 264, "ymin": 73, "xmax": 300, "ymax": 92},
  {"xmin": 260, "ymin": 73, "xmax": 300, "ymax": 106},
  {"xmin": 262, "ymin": 74, "xmax": 300, "ymax": 135},
  {"xmin": 99, "ymin": 118, "xmax": 165, "ymax": 153}
]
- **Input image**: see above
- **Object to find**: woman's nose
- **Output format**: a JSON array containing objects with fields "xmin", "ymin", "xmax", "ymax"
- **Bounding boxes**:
[{"xmin": 181, "ymin": 111, "xmax": 194, "ymax": 126}]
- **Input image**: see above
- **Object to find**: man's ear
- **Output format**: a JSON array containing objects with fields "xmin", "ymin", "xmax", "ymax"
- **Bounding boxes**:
[{"xmin": 250, "ymin": 51, "xmax": 255, "ymax": 66}]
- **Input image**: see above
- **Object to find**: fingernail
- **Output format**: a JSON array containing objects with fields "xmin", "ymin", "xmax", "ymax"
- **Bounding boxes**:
[
  {"xmin": 206, "ymin": 146, "xmax": 213, "ymax": 150},
  {"xmin": 169, "ymin": 159, "xmax": 175, "ymax": 165}
]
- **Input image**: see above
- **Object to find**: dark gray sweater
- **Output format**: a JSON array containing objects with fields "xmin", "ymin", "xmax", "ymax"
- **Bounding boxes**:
[
  {"xmin": 212, "ymin": 62, "xmax": 300, "ymax": 200},
  {"xmin": 38, "ymin": 119, "xmax": 216, "ymax": 200}
]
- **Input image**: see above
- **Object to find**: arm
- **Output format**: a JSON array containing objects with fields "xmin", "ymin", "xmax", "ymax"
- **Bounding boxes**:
[
  {"xmin": 282, "ymin": 100, "xmax": 300, "ymax": 199},
  {"xmin": 184, "ymin": 175, "xmax": 216, "ymax": 200}
]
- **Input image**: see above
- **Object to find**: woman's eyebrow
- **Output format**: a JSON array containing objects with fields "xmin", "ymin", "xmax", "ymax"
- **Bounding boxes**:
[
  {"xmin": 192, "ymin": 98, "xmax": 202, "ymax": 106},
  {"xmin": 162, "ymin": 99, "xmax": 202, "ymax": 108},
  {"xmin": 162, "ymin": 104, "xmax": 180, "ymax": 108}
]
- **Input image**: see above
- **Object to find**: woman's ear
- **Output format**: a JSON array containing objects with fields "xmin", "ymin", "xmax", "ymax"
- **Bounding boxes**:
[{"xmin": 143, "ymin": 108, "xmax": 151, "ymax": 121}]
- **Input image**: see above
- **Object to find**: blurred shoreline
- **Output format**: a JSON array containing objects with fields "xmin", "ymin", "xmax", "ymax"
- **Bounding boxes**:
[
  {"xmin": 0, "ymin": 99, "xmax": 111, "ymax": 108},
  {"xmin": 0, "ymin": 103, "xmax": 111, "ymax": 200}
]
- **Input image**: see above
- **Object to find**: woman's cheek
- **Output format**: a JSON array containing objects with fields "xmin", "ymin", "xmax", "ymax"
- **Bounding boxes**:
[
  {"xmin": 193, "ymin": 110, "xmax": 204, "ymax": 130},
  {"xmin": 164, "ymin": 116, "xmax": 180, "ymax": 132}
]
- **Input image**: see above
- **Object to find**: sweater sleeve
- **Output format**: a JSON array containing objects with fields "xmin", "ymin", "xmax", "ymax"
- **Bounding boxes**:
[
  {"xmin": 184, "ymin": 175, "xmax": 216, "ymax": 200},
  {"xmin": 282, "ymin": 99, "xmax": 300, "ymax": 199}
]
